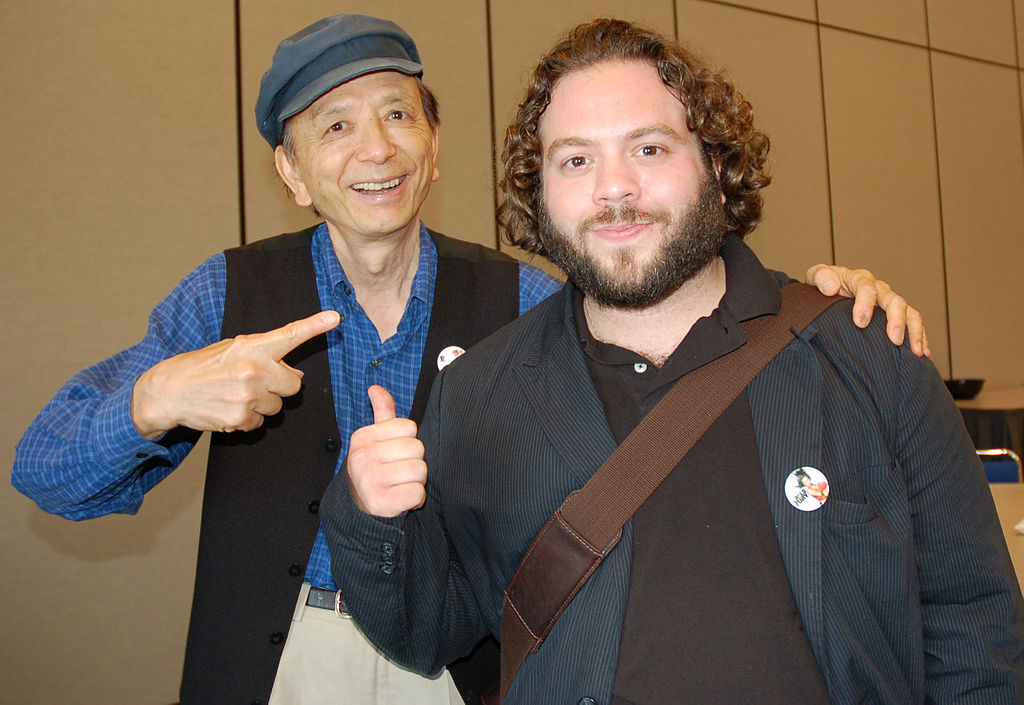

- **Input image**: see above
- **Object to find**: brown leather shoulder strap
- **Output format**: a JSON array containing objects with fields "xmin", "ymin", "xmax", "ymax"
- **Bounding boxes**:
[{"xmin": 497, "ymin": 283, "xmax": 839, "ymax": 701}]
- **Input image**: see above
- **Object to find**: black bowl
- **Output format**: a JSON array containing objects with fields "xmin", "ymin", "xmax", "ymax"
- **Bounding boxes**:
[{"xmin": 945, "ymin": 378, "xmax": 984, "ymax": 400}]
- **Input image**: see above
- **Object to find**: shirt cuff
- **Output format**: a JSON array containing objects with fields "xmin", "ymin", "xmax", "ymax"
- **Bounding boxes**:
[{"xmin": 92, "ymin": 380, "xmax": 172, "ymax": 466}]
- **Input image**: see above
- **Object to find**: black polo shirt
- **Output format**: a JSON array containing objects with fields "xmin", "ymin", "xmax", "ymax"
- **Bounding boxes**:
[{"xmin": 574, "ymin": 236, "xmax": 831, "ymax": 704}]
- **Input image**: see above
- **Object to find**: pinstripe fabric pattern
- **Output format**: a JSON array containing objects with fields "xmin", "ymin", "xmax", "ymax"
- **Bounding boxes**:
[
  {"xmin": 749, "ymin": 302, "xmax": 1024, "ymax": 704},
  {"xmin": 323, "ymin": 237, "xmax": 1024, "ymax": 705}
]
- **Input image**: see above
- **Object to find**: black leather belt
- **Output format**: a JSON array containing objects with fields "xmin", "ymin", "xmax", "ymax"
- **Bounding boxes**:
[{"xmin": 306, "ymin": 586, "xmax": 350, "ymax": 617}]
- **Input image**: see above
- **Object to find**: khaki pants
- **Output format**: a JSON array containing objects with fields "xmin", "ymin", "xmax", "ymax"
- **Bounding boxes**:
[{"xmin": 269, "ymin": 583, "xmax": 463, "ymax": 705}]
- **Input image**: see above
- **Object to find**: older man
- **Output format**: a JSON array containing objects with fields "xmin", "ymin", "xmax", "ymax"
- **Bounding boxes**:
[
  {"xmin": 326, "ymin": 18, "xmax": 1024, "ymax": 705},
  {"xmin": 14, "ymin": 13, "xmax": 922, "ymax": 705}
]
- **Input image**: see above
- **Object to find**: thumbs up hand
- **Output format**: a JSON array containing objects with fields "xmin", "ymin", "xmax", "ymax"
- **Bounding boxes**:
[{"xmin": 346, "ymin": 385, "xmax": 428, "ymax": 517}]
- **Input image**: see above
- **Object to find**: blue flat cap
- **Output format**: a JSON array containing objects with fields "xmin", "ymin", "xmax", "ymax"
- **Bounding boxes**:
[{"xmin": 255, "ymin": 14, "xmax": 423, "ymax": 147}]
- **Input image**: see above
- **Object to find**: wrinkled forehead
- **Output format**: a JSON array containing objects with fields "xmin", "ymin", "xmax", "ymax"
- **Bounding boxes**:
[{"xmin": 280, "ymin": 70, "xmax": 429, "ymax": 142}]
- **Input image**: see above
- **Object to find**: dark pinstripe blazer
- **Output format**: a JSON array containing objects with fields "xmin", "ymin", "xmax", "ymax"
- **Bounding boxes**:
[{"xmin": 322, "ymin": 242, "xmax": 1024, "ymax": 705}]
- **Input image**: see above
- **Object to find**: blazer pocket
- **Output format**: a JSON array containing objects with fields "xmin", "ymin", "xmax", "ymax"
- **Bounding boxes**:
[{"xmin": 822, "ymin": 463, "xmax": 911, "ymax": 548}]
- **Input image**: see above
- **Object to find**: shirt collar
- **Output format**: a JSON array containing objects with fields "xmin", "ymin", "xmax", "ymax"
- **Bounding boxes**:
[
  {"xmin": 313, "ymin": 221, "xmax": 437, "ymax": 310},
  {"xmin": 716, "ymin": 233, "xmax": 781, "ymax": 323}
]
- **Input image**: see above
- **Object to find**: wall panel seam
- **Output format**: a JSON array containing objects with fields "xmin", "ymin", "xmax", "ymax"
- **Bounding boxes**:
[
  {"xmin": 1012, "ymin": 1, "xmax": 1024, "ymax": 162},
  {"xmin": 813, "ymin": 0, "xmax": 836, "ymax": 264},
  {"xmin": 485, "ymin": 0, "xmax": 500, "ymax": 249},
  {"xmin": 233, "ymin": 0, "xmax": 246, "ymax": 246},
  {"xmin": 693, "ymin": 0, "xmax": 1022, "ymax": 70},
  {"xmin": 923, "ymin": 0, "xmax": 954, "ymax": 377}
]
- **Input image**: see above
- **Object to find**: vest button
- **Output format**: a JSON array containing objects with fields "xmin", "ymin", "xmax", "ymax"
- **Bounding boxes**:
[
  {"xmin": 308, "ymin": 500, "xmax": 320, "ymax": 514},
  {"xmin": 269, "ymin": 632, "xmax": 284, "ymax": 645},
  {"xmin": 288, "ymin": 563, "xmax": 302, "ymax": 577},
  {"xmin": 324, "ymin": 438, "xmax": 339, "ymax": 453}
]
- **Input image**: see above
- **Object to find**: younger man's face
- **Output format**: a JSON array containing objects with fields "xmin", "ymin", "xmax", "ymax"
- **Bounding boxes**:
[{"xmin": 537, "ymin": 60, "xmax": 726, "ymax": 309}]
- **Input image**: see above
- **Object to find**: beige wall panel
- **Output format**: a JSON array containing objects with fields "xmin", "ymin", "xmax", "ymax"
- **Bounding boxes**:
[
  {"xmin": 819, "ymin": 29, "xmax": 949, "ymax": 373},
  {"xmin": 931, "ymin": 54, "xmax": 1024, "ymax": 387},
  {"xmin": 240, "ymin": 1, "xmax": 496, "ymax": 247},
  {"xmin": 817, "ymin": 0, "xmax": 927, "ymax": 44},
  {"xmin": 1, "ymin": 2, "xmax": 237, "ymax": 704},
  {"xmin": 927, "ymin": 0, "xmax": 1018, "ymax": 65},
  {"xmin": 676, "ymin": 1, "xmax": 833, "ymax": 278},
  {"xmin": 713, "ymin": 0, "xmax": 816, "ymax": 21}
]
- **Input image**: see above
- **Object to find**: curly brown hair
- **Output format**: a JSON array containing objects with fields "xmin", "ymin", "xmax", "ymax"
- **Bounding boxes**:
[{"xmin": 497, "ymin": 18, "xmax": 771, "ymax": 253}]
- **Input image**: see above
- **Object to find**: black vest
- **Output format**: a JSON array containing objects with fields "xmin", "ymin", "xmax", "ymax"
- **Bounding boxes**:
[{"xmin": 178, "ymin": 226, "xmax": 520, "ymax": 705}]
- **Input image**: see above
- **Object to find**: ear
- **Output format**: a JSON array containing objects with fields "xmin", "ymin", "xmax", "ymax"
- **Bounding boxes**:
[
  {"xmin": 274, "ymin": 145, "xmax": 313, "ymax": 207},
  {"xmin": 430, "ymin": 127, "xmax": 441, "ymax": 183},
  {"xmin": 711, "ymin": 150, "xmax": 726, "ymax": 205}
]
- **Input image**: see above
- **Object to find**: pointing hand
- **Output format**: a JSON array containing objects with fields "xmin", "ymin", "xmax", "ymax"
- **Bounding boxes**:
[{"xmin": 131, "ymin": 310, "xmax": 341, "ymax": 438}]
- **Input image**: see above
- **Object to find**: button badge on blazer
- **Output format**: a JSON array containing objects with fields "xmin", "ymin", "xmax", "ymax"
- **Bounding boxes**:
[{"xmin": 785, "ymin": 466, "xmax": 830, "ymax": 511}]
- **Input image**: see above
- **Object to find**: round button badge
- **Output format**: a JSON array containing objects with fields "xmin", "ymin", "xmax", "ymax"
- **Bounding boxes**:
[
  {"xmin": 785, "ymin": 466, "xmax": 830, "ymax": 511},
  {"xmin": 437, "ymin": 345, "xmax": 466, "ymax": 370}
]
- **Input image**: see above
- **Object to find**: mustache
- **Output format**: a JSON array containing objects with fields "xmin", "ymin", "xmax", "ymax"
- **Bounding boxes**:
[{"xmin": 576, "ymin": 204, "xmax": 673, "ymax": 235}]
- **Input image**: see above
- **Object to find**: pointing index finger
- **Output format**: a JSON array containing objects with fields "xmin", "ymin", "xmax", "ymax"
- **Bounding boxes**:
[{"xmin": 258, "ymin": 310, "xmax": 341, "ymax": 360}]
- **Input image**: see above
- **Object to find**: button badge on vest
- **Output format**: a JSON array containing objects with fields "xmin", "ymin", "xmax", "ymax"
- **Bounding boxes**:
[{"xmin": 437, "ymin": 345, "xmax": 465, "ymax": 370}]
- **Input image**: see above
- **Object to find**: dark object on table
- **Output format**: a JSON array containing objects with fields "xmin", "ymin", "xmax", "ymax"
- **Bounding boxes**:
[{"xmin": 946, "ymin": 378, "xmax": 984, "ymax": 400}]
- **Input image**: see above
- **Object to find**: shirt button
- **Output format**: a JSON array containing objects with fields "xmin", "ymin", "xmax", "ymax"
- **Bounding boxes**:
[
  {"xmin": 577, "ymin": 698, "xmax": 596, "ymax": 705},
  {"xmin": 342, "ymin": 284, "xmax": 353, "ymax": 296},
  {"xmin": 135, "ymin": 452, "xmax": 148, "ymax": 459},
  {"xmin": 371, "ymin": 358, "xmax": 383, "ymax": 368},
  {"xmin": 288, "ymin": 563, "xmax": 302, "ymax": 577},
  {"xmin": 308, "ymin": 500, "xmax": 320, "ymax": 514},
  {"xmin": 269, "ymin": 632, "xmax": 284, "ymax": 645},
  {"xmin": 380, "ymin": 541, "xmax": 397, "ymax": 574},
  {"xmin": 633, "ymin": 363, "xmax": 648, "ymax": 374},
  {"xmin": 324, "ymin": 438, "xmax": 339, "ymax": 453}
]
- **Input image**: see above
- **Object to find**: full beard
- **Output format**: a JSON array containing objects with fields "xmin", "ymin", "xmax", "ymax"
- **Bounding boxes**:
[{"xmin": 538, "ymin": 164, "xmax": 727, "ymax": 310}]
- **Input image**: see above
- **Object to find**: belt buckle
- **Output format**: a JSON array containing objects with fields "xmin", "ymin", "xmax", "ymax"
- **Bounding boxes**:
[{"xmin": 334, "ymin": 589, "xmax": 351, "ymax": 619}]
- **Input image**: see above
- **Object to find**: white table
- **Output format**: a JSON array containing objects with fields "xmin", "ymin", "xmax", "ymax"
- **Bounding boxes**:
[{"xmin": 988, "ymin": 483, "xmax": 1024, "ymax": 589}]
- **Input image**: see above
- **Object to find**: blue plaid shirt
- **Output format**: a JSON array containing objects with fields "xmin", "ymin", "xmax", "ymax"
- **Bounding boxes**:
[{"xmin": 13, "ymin": 222, "xmax": 560, "ymax": 589}]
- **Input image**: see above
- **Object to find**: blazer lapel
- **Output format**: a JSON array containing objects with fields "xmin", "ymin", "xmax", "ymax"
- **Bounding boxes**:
[
  {"xmin": 748, "ymin": 332, "xmax": 826, "ymax": 666},
  {"xmin": 513, "ymin": 287, "xmax": 617, "ymax": 488}
]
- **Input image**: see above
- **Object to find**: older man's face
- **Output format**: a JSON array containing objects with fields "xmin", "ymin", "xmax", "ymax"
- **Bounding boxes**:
[
  {"xmin": 537, "ymin": 60, "xmax": 725, "ymax": 309},
  {"xmin": 276, "ymin": 70, "xmax": 439, "ymax": 245}
]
